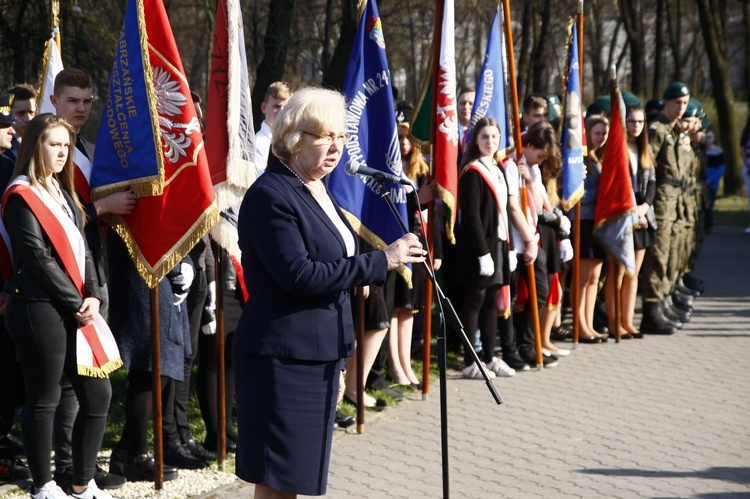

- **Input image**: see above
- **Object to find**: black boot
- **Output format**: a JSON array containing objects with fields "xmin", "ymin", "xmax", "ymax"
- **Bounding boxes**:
[
  {"xmin": 663, "ymin": 296, "xmax": 690, "ymax": 324},
  {"xmin": 640, "ymin": 301, "xmax": 677, "ymax": 335},
  {"xmin": 676, "ymin": 278, "xmax": 699, "ymax": 297},
  {"xmin": 671, "ymin": 291, "xmax": 694, "ymax": 312}
]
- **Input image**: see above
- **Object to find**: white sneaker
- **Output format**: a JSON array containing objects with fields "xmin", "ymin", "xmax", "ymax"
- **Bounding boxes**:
[
  {"xmin": 462, "ymin": 362, "xmax": 496, "ymax": 379},
  {"xmin": 30, "ymin": 481, "xmax": 70, "ymax": 499},
  {"xmin": 486, "ymin": 357, "xmax": 516, "ymax": 377},
  {"xmin": 70, "ymin": 480, "xmax": 116, "ymax": 499}
]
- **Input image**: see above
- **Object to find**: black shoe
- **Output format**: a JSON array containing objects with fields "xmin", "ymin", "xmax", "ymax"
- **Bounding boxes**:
[
  {"xmin": 640, "ymin": 302, "xmax": 677, "ymax": 335},
  {"xmin": 0, "ymin": 457, "xmax": 30, "ymax": 482},
  {"xmin": 184, "ymin": 439, "xmax": 217, "ymax": 462},
  {"xmin": 502, "ymin": 351, "xmax": 531, "ymax": 371},
  {"xmin": 671, "ymin": 292, "xmax": 694, "ymax": 312},
  {"xmin": 123, "ymin": 453, "xmax": 178, "ymax": 482},
  {"xmin": 521, "ymin": 352, "xmax": 558, "ymax": 368},
  {"xmin": 676, "ymin": 280, "xmax": 700, "ymax": 297},
  {"xmin": 0, "ymin": 435, "xmax": 24, "ymax": 458},
  {"xmin": 550, "ymin": 325, "xmax": 572, "ymax": 343},
  {"xmin": 663, "ymin": 297, "xmax": 690, "ymax": 324},
  {"xmin": 164, "ymin": 443, "xmax": 209, "ymax": 470},
  {"xmin": 578, "ymin": 334, "xmax": 603, "ymax": 344},
  {"xmin": 334, "ymin": 409, "xmax": 355, "ymax": 429},
  {"xmin": 94, "ymin": 465, "xmax": 126, "ymax": 490}
]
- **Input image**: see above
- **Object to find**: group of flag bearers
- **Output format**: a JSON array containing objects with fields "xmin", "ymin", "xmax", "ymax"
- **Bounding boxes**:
[{"xmin": 0, "ymin": 0, "xmax": 715, "ymax": 496}]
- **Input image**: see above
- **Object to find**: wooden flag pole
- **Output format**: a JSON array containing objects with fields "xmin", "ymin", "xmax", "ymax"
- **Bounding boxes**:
[
  {"xmin": 51, "ymin": 0, "xmax": 61, "ymax": 49},
  {"xmin": 355, "ymin": 289, "xmax": 365, "ymax": 433},
  {"xmin": 609, "ymin": 259, "xmax": 623, "ymax": 343},
  {"xmin": 422, "ymin": 200, "xmax": 433, "ymax": 401},
  {"xmin": 150, "ymin": 287, "xmax": 164, "ymax": 490},
  {"xmin": 572, "ymin": 1, "xmax": 584, "ymax": 346},
  {"xmin": 501, "ymin": 0, "xmax": 544, "ymax": 370},
  {"xmin": 212, "ymin": 242, "xmax": 227, "ymax": 469}
]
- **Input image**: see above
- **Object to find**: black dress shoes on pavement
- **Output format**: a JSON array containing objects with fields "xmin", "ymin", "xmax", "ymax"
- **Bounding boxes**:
[
  {"xmin": 164, "ymin": 442, "xmax": 209, "ymax": 470},
  {"xmin": 184, "ymin": 439, "xmax": 217, "ymax": 462},
  {"xmin": 110, "ymin": 448, "xmax": 179, "ymax": 482},
  {"xmin": 641, "ymin": 301, "xmax": 678, "ymax": 335},
  {"xmin": 334, "ymin": 409, "xmax": 355, "ymax": 429}
]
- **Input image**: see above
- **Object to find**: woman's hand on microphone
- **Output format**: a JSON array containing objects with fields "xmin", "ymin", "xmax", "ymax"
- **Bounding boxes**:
[{"xmin": 383, "ymin": 233, "xmax": 426, "ymax": 270}]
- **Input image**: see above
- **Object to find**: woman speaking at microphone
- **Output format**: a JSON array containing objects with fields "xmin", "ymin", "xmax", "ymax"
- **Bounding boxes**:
[
  {"xmin": 233, "ymin": 87, "xmax": 424, "ymax": 499},
  {"xmin": 3, "ymin": 114, "xmax": 118, "ymax": 499}
]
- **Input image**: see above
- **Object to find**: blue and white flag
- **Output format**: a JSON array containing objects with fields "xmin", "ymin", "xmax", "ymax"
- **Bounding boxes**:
[
  {"xmin": 467, "ymin": 5, "xmax": 511, "ymax": 158},
  {"xmin": 560, "ymin": 23, "xmax": 585, "ymax": 211},
  {"xmin": 326, "ymin": 0, "xmax": 409, "ymax": 275}
]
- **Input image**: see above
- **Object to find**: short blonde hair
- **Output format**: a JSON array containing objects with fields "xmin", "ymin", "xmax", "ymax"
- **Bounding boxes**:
[{"xmin": 271, "ymin": 87, "xmax": 346, "ymax": 163}]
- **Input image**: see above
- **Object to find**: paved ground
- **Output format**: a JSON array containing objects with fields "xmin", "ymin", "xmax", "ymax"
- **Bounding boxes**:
[
  {"xmin": 203, "ymin": 224, "xmax": 750, "ymax": 499},
  {"xmin": 3, "ymin": 226, "xmax": 748, "ymax": 498}
]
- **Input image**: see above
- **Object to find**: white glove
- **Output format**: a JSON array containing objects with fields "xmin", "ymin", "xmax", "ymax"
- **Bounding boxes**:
[
  {"xmin": 478, "ymin": 253, "xmax": 494, "ymax": 277},
  {"xmin": 558, "ymin": 215, "xmax": 571, "ymax": 237},
  {"xmin": 559, "ymin": 239, "xmax": 574, "ymax": 263},
  {"xmin": 171, "ymin": 262, "xmax": 195, "ymax": 293},
  {"xmin": 173, "ymin": 291, "xmax": 188, "ymax": 306},
  {"xmin": 201, "ymin": 281, "xmax": 217, "ymax": 335},
  {"xmin": 508, "ymin": 250, "xmax": 518, "ymax": 273}
]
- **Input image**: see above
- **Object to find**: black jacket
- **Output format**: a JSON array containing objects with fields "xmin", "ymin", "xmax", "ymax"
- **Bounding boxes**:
[{"xmin": 4, "ymin": 187, "xmax": 100, "ymax": 316}]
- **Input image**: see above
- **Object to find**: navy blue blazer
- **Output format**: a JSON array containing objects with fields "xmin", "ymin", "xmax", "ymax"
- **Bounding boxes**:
[{"xmin": 233, "ymin": 158, "xmax": 388, "ymax": 362}]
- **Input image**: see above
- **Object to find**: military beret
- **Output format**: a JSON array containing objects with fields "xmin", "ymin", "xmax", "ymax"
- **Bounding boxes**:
[
  {"xmin": 588, "ymin": 95, "xmax": 611, "ymax": 116},
  {"xmin": 683, "ymin": 100, "xmax": 700, "ymax": 119},
  {"xmin": 645, "ymin": 98, "xmax": 663, "ymax": 113},
  {"xmin": 546, "ymin": 94, "xmax": 562, "ymax": 122},
  {"xmin": 0, "ymin": 93, "xmax": 20, "ymax": 127},
  {"xmin": 663, "ymin": 81, "xmax": 690, "ymax": 101},
  {"xmin": 622, "ymin": 91, "xmax": 642, "ymax": 107}
]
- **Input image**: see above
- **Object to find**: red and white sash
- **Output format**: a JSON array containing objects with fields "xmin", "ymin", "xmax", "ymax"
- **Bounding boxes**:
[
  {"xmin": 3, "ymin": 177, "xmax": 121, "ymax": 377},
  {"xmin": 460, "ymin": 160, "xmax": 509, "ymax": 242},
  {"xmin": 73, "ymin": 147, "xmax": 92, "ymax": 204}
]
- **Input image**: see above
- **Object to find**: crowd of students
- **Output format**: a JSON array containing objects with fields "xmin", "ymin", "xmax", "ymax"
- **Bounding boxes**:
[{"xmin": 0, "ymin": 67, "xmax": 729, "ymax": 498}]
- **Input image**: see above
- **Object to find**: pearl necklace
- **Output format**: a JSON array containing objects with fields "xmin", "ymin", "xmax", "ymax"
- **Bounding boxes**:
[{"xmin": 281, "ymin": 160, "xmax": 328, "ymax": 200}]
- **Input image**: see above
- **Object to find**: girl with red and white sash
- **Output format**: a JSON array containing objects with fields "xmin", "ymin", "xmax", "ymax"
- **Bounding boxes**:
[
  {"xmin": 454, "ymin": 117, "xmax": 516, "ymax": 379},
  {"xmin": 2, "ymin": 114, "xmax": 120, "ymax": 499}
]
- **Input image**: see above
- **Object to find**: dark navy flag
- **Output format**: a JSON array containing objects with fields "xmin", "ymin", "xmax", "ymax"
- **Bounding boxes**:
[
  {"xmin": 560, "ymin": 23, "xmax": 585, "ymax": 211},
  {"xmin": 467, "ymin": 5, "xmax": 511, "ymax": 158},
  {"xmin": 327, "ymin": 0, "xmax": 408, "ymax": 264}
]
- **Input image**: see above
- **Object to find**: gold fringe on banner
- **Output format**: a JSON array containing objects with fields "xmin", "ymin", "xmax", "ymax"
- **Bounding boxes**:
[
  {"xmin": 103, "ymin": 202, "xmax": 220, "ymax": 288},
  {"xmin": 78, "ymin": 357, "xmax": 123, "ymax": 379},
  {"xmin": 343, "ymin": 210, "xmax": 413, "ymax": 289}
]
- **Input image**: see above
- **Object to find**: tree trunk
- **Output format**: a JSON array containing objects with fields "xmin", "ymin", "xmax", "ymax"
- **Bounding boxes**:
[
  {"xmin": 530, "ymin": 0, "xmax": 553, "ymax": 93},
  {"xmin": 251, "ymin": 0, "xmax": 297, "ymax": 129},
  {"xmin": 516, "ymin": 2, "xmax": 534, "ymax": 100},
  {"xmin": 618, "ymin": 0, "xmax": 646, "ymax": 96},
  {"xmin": 652, "ymin": 0, "xmax": 665, "ymax": 97},
  {"xmin": 696, "ymin": 0, "xmax": 741, "ymax": 195},
  {"xmin": 666, "ymin": 0, "xmax": 683, "ymax": 82},
  {"xmin": 321, "ymin": 0, "xmax": 358, "ymax": 91}
]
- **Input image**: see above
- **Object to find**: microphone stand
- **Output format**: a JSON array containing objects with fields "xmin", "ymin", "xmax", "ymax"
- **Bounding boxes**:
[{"xmin": 372, "ymin": 178, "xmax": 502, "ymax": 499}]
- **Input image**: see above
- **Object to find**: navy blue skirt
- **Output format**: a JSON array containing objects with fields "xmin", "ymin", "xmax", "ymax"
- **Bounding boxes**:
[{"xmin": 234, "ymin": 353, "xmax": 341, "ymax": 495}]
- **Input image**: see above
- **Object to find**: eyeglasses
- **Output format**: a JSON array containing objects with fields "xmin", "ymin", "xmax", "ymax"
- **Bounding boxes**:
[
  {"xmin": 302, "ymin": 130, "xmax": 350, "ymax": 145},
  {"xmin": 626, "ymin": 119, "xmax": 645, "ymax": 125}
]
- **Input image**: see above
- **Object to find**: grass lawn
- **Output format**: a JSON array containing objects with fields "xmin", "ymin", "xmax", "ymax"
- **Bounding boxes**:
[{"xmin": 714, "ymin": 194, "xmax": 750, "ymax": 228}]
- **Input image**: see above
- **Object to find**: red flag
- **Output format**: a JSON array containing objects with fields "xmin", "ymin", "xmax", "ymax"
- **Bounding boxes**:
[
  {"xmin": 205, "ymin": 0, "xmax": 258, "ymax": 260},
  {"xmin": 433, "ymin": 0, "xmax": 458, "ymax": 243},
  {"xmin": 593, "ymin": 70, "xmax": 637, "ymax": 275},
  {"xmin": 92, "ymin": 0, "xmax": 218, "ymax": 287}
]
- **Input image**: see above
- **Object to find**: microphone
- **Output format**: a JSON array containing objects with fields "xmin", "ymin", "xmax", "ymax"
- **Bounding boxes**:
[{"xmin": 345, "ymin": 160, "xmax": 413, "ymax": 187}]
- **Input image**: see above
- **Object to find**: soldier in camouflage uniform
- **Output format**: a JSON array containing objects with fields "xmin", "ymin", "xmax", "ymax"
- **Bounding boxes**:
[{"xmin": 640, "ymin": 82, "xmax": 691, "ymax": 334}]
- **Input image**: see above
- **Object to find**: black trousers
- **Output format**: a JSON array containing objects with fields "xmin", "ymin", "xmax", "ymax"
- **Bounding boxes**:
[
  {"xmin": 117, "ymin": 369, "xmax": 176, "ymax": 456},
  {"xmin": 514, "ymin": 248, "xmax": 549, "ymax": 358},
  {"xmin": 460, "ymin": 285, "xmax": 501, "ymax": 365},
  {"xmin": 5, "ymin": 299, "xmax": 111, "ymax": 488},
  {"xmin": 0, "ymin": 320, "xmax": 24, "ymax": 441}
]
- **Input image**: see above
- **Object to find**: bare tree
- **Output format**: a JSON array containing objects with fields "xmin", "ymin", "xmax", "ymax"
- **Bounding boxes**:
[
  {"xmin": 618, "ymin": 0, "xmax": 647, "ymax": 96},
  {"xmin": 696, "ymin": 0, "xmax": 741, "ymax": 195}
]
